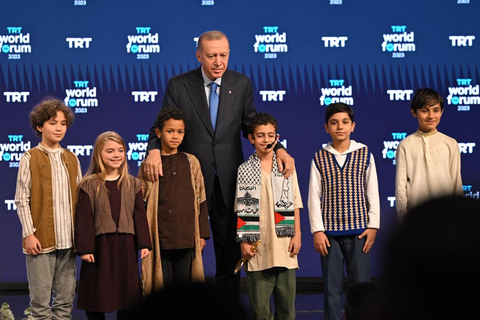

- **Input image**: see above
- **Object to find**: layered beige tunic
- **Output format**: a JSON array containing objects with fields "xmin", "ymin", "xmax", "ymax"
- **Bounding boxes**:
[{"xmin": 138, "ymin": 153, "xmax": 206, "ymax": 296}]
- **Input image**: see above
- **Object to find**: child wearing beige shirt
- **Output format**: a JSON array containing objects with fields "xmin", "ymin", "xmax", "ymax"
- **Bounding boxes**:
[
  {"xmin": 235, "ymin": 113, "xmax": 302, "ymax": 320},
  {"xmin": 395, "ymin": 88, "xmax": 463, "ymax": 221}
]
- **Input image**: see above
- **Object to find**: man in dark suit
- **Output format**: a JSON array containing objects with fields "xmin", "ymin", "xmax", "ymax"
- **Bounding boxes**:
[{"xmin": 144, "ymin": 30, "xmax": 294, "ymax": 299}]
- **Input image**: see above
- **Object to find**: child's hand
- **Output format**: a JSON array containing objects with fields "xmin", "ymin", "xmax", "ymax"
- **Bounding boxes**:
[
  {"xmin": 358, "ymin": 228, "xmax": 377, "ymax": 254},
  {"xmin": 313, "ymin": 232, "xmax": 330, "ymax": 256},
  {"xmin": 240, "ymin": 242, "xmax": 256, "ymax": 260},
  {"xmin": 200, "ymin": 239, "xmax": 206, "ymax": 251},
  {"xmin": 140, "ymin": 248, "xmax": 150, "ymax": 259},
  {"xmin": 81, "ymin": 254, "xmax": 95, "ymax": 263},
  {"xmin": 288, "ymin": 233, "xmax": 301, "ymax": 257},
  {"xmin": 24, "ymin": 234, "xmax": 42, "ymax": 255}
]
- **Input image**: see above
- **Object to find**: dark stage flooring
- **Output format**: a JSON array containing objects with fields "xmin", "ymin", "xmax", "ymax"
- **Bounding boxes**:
[
  {"xmin": 1, "ymin": 278, "xmax": 346, "ymax": 319},
  {"xmin": 0, "ymin": 294, "xmax": 327, "ymax": 320}
]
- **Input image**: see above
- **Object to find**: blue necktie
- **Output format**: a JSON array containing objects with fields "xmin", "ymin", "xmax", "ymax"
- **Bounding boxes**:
[{"xmin": 209, "ymin": 82, "xmax": 219, "ymax": 131}]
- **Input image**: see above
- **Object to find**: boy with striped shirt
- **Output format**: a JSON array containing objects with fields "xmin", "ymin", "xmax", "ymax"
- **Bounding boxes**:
[
  {"xmin": 308, "ymin": 103, "xmax": 380, "ymax": 320},
  {"xmin": 15, "ymin": 98, "xmax": 82, "ymax": 319}
]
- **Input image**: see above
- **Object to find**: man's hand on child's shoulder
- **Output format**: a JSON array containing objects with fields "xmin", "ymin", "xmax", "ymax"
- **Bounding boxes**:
[
  {"xmin": 143, "ymin": 149, "xmax": 163, "ymax": 182},
  {"xmin": 275, "ymin": 148, "xmax": 295, "ymax": 178}
]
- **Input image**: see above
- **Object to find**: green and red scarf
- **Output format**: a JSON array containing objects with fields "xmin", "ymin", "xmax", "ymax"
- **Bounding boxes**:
[{"xmin": 235, "ymin": 152, "xmax": 295, "ymax": 242}]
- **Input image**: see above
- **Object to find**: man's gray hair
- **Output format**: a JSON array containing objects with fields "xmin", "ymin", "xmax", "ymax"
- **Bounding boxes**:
[{"xmin": 197, "ymin": 30, "xmax": 229, "ymax": 51}]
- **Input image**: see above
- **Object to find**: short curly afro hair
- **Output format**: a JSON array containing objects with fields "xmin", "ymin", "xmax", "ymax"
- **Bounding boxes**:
[{"xmin": 155, "ymin": 106, "xmax": 187, "ymax": 130}]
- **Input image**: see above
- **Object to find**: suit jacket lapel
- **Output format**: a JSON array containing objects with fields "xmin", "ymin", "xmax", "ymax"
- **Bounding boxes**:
[
  {"xmin": 187, "ymin": 68, "xmax": 214, "ymax": 136},
  {"xmin": 216, "ymin": 70, "xmax": 236, "ymax": 134}
]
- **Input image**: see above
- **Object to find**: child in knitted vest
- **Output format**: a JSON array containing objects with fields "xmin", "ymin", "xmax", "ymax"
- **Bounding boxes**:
[{"xmin": 308, "ymin": 102, "xmax": 380, "ymax": 320}]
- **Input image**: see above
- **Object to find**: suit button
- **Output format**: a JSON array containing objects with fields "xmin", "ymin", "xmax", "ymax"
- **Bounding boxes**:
[
  {"xmin": 211, "ymin": 162, "xmax": 215, "ymax": 166},
  {"xmin": 213, "ymin": 143, "xmax": 217, "ymax": 147}
]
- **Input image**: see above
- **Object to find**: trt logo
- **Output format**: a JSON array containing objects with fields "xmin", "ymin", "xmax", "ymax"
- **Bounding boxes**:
[
  {"xmin": 4, "ymin": 92, "xmax": 29, "ymax": 103},
  {"xmin": 74, "ymin": 81, "xmax": 89, "ymax": 88},
  {"xmin": 4, "ymin": 200, "xmax": 16, "ymax": 211},
  {"xmin": 264, "ymin": 26, "xmax": 279, "ymax": 33},
  {"xmin": 136, "ymin": 27, "xmax": 151, "ymax": 34},
  {"xmin": 449, "ymin": 36, "xmax": 475, "ymax": 47},
  {"xmin": 66, "ymin": 37, "xmax": 92, "ymax": 48},
  {"xmin": 259, "ymin": 90, "xmax": 286, "ymax": 102},
  {"xmin": 66, "ymin": 145, "xmax": 93, "ymax": 156},
  {"xmin": 392, "ymin": 132, "xmax": 407, "ymax": 140},
  {"xmin": 391, "ymin": 26, "xmax": 407, "ymax": 32},
  {"xmin": 387, "ymin": 90, "xmax": 413, "ymax": 101},
  {"xmin": 321, "ymin": 36, "xmax": 348, "ymax": 47},
  {"xmin": 136, "ymin": 134, "xmax": 149, "ymax": 142},
  {"xmin": 8, "ymin": 135, "xmax": 23, "ymax": 142},
  {"xmin": 457, "ymin": 78, "xmax": 472, "ymax": 86},
  {"xmin": 132, "ymin": 91, "xmax": 158, "ymax": 102},
  {"xmin": 329, "ymin": 79, "xmax": 344, "ymax": 86},
  {"xmin": 7, "ymin": 27, "xmax": 22, "ymax": 33},
  {"xmin": 458, "ymin": 142, "xmax": 475, "ymax": 154}
]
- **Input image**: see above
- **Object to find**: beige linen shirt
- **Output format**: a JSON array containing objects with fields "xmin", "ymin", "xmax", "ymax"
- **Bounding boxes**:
[
  {"xmin": 247, "ymin": 170, "xmax": 303, "ymax": 272},
  {"xmin": 395, "ymin": 130, "xmax": 463, "ymax": 220}
]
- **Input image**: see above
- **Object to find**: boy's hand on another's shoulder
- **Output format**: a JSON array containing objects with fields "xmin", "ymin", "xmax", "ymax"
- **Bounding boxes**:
[
  {"xmin": 24, "ymin": 234, "xmax": 42, "ymax": 255},
  {"xmin": 81, "ymin": 254, "xmax": 95, "ymax": 263},
  {"xmin": 288, "ymin": 233, "xmax": 301, "ymax": 257},
  {"xmin": 358, "ymin": 228, "xmax": 378, "ymax": 254},
  {"xmin": 313, "ymin": 232, "xmax": 330, "ymax": 257}
]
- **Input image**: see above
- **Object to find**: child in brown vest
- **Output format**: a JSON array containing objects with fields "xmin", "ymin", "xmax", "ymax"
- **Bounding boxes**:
[
  {"xmin": 15, "ymin": 97, "xmax": 82, "ymax": 319},
  {"xmin": 75, "ymin": 131, "xmax": 151, "ymax": 320}
]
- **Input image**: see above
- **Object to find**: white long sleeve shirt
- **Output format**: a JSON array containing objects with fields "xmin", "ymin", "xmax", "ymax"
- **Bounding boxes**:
[{"xmin": 307, "ymin": 140, "xmax": 380, "ymax": 234}]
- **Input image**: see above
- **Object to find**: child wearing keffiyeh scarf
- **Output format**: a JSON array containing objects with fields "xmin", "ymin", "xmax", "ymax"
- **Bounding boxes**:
[{"xmin": 235, "ymin": 113, "xmax": 303, "ymax": 320}]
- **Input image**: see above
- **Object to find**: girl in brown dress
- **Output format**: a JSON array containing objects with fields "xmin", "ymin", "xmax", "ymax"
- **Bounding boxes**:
[{"xmin": 75, "ymin": 131, "xmax": 151, "ymax": 320}]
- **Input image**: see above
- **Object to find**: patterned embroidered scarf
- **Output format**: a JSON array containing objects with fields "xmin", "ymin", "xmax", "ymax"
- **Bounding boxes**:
[{"xmin": 235, "ymin": 152, "xmax": 295, "ymax": 242}]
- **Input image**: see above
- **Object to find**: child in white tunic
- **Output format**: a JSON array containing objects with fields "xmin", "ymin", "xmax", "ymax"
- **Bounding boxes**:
[{"xmin": 395, "ymin": 88, "xmax": 463, "ymax": 221}]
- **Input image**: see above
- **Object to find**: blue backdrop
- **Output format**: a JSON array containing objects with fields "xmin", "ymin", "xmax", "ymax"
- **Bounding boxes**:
[{"xmin": 1, "ymin": 0, "xmax": 479, "ymax": 283}]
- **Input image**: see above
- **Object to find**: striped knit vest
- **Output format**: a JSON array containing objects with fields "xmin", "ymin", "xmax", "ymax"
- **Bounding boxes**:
[{"xmin": 314, "ymin": 147, "xmax": 370, "ymax": 235}]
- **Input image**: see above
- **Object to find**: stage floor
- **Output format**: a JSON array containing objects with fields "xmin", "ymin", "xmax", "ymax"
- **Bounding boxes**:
[{"xmin": 0, "ymin": 293, "xmax": 328, "ymax": 319}]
